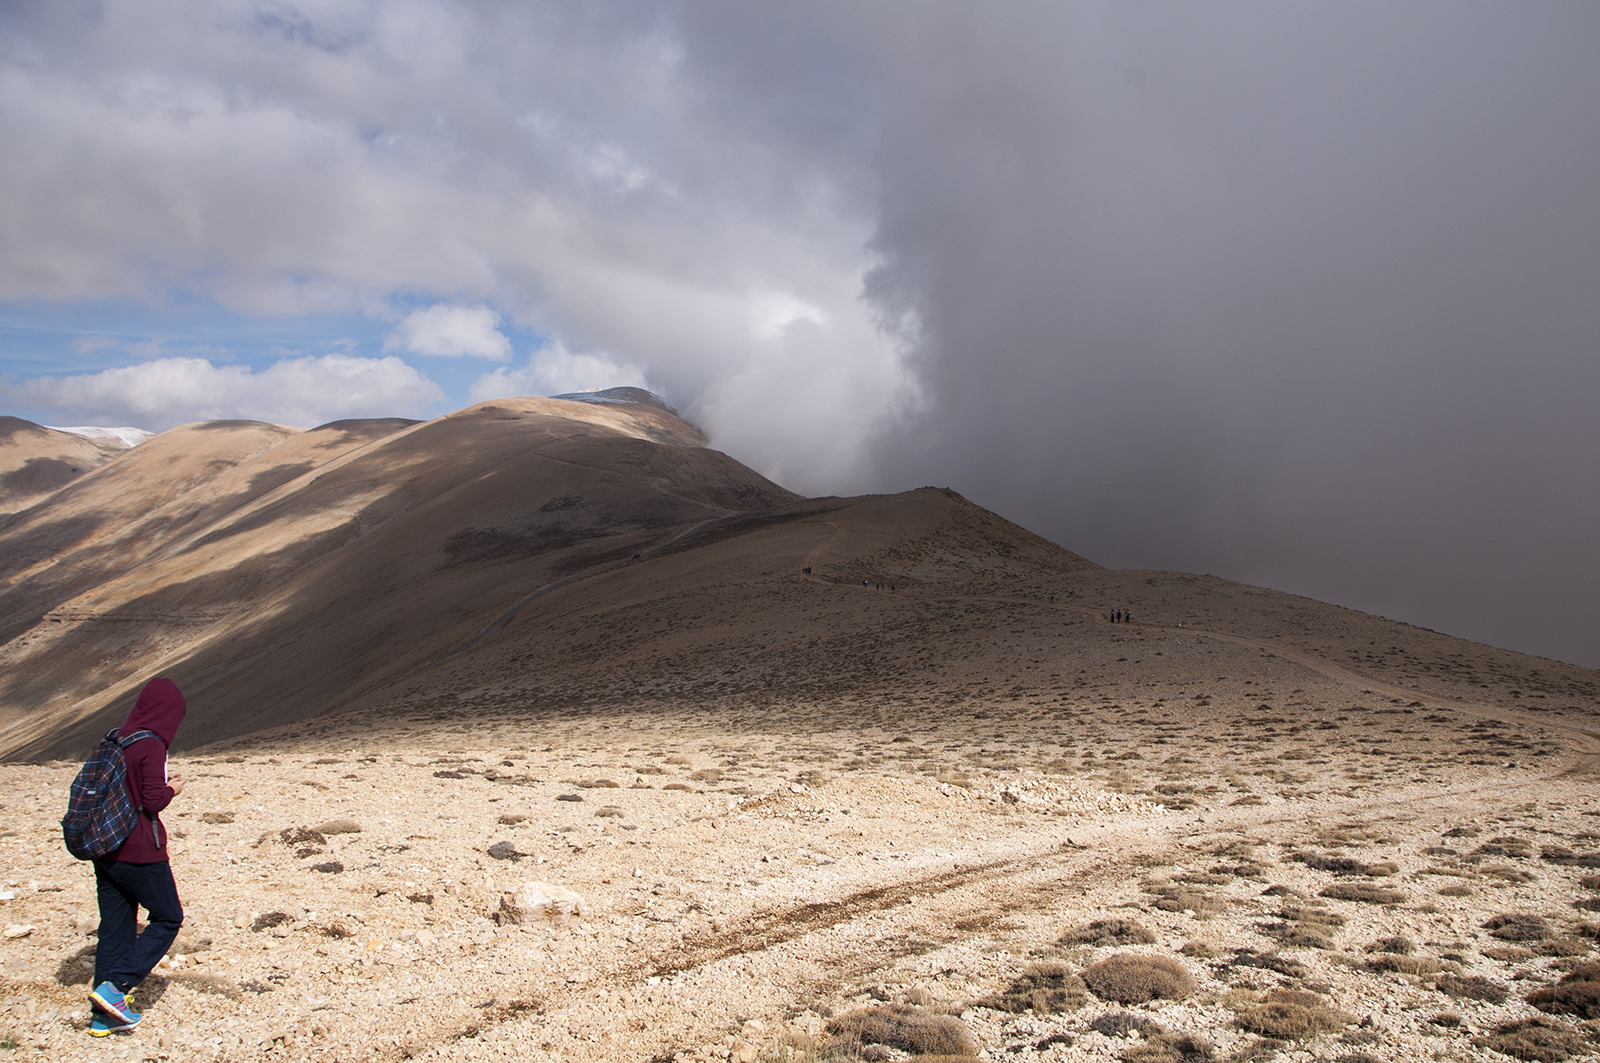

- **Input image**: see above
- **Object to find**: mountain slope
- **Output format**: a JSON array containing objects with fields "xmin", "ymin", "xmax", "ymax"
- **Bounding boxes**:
[
  {"xmin": 0, "ymin": 396, "xmax": 796, "ymax": 757},
  {"xmin": 3, "ymin": 394, "xmax": 1595, "ymax": 763},
  {"xmin": 0, "ymin": 417, "xmax": 125, "ymax": 513}
]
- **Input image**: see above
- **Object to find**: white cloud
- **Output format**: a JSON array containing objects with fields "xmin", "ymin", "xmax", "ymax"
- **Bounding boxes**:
[
  {"xmin": 1, "ymin": 354, "xmax": 444, "ymax": 430},
  {"xmin": 0, "ymin": 2, "xmax": 912, "ymax": 493},
  {"xmin": 470, "ymin": 342, "xmax": 648, "ymax": 403},
  {"xmin": 385, "ymin": 305, "xmax": 511, "ymax": 360}
]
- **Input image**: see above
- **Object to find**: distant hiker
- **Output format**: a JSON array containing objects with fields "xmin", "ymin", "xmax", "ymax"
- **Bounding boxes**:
[
  {"xmin": 84, "ymin": 679, "xmax": 188, "ymax": 1036},
  {"xmin": 1124, "ymin": 610, "xmax": 1133, "ymax": 623}
]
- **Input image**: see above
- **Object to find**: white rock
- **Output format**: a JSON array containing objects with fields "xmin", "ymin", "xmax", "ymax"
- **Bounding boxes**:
[
  {"xmin": 2, "ymin": 924, "xmax": 35, "ymax": 939},
  {"xmin": 497, "ymin": 881, "xmax": 588, "ymax": 927}
]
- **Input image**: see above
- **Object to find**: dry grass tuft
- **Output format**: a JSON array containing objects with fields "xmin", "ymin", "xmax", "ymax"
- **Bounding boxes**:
[
  {"xmin": 1082, "ymin": 954, "xmax": 1197, "ymax": 1004},
  {"xmin": 1090, "ymin": 1011, "xmax": 1166, "ymax": 1038},
  {"xmin": 1318, "ymin": 884, "xmax": 1406, "ymax": 905},
  {"xmin": 1233, "ymin": 988, "xmax": 1352, "ymax": 1040},
  {"xmin": 1148, "ymin": 886, "xmax": 1230, "ymax": 917},
  {"xmin": 1579, "ymin": 874, "xmax": 1600, "ymax": 891},
  {"xmin": 1473, "ymin": 1016, "xmax": 1594, "ymax": 1062},
  {"xmin": 1121, "ymin": 1032, "xmax": 1215, "ymax": 1062},
  {"xmin": 1227, "ymin": 949, "xmax": 1309, "ymax": 979},
  {"xmin": 1058, "ymin": 918, "xmax": 1157, "ymax": 948},
  {"xmin": 1526, "ymin": 962, "xmax": 1600, "ymax": 1020},
  {"xmin": 1366, "ymin": 953, "xmax": 1443, "ymax": 977},
  {"xmin": 978, "ymin": 962, "xmax": 1090, "ymax": 1013},
  {"xmin": 1436, "ymin": 973, "xmax": 1509, "ymax": 1003},
  {"xmin": 1483, "ymin": 913, "xmax": 1551, "ymax": 942},
  {"xmin": 824, "ymin": 1004, "xmax": 977, "ymax": 1057}
]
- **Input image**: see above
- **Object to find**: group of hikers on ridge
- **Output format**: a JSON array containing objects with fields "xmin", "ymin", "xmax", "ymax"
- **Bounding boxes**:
[{"xmin": 1109, "ymin": 608, "xmax": 1133, "ymax": 623}]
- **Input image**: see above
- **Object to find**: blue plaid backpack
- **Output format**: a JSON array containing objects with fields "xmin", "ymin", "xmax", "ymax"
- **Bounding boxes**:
[{"xmin": 61, "ymin": 728, "xmax": 156, "ymax": 860}]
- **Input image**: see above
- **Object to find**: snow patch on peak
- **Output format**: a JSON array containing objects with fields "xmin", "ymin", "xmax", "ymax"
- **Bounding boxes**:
[{"xmin": 44, "ymin": 425, "xmax": 155, "ymax": 449}]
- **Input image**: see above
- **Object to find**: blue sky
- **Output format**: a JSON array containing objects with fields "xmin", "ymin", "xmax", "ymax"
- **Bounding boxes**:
[{"xmin": 0, "ymin": 296, "xmax": 550, "ymax": 427}]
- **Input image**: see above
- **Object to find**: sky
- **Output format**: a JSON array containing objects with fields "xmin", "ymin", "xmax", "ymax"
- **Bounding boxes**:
[{"xmin": 2, "ymin": 2, "xmax": 1597, "ymax": 669}]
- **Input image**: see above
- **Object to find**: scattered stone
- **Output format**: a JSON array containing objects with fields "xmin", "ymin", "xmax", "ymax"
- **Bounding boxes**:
[
  {"xmin": 313, "ymin": 818, "xmax": 362, "ymax": 835},
  {"xmin": 486, "ymin": 841, "xmax": 525, "ymax": 861},
  {"xmin": 496, "ymin": 881, "xmax": 588, "ymax": 926},
  {"xmin": 311, "ymin": 861, "xmax": 344, "ymax": 874}
]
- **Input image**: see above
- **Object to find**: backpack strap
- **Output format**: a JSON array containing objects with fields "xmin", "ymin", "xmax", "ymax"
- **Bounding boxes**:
[
  {"xmin": 111, "ymin": 729, "xmax": 161, "ymax": 816},
  {"xmin": 111, "ymin": 728, "xmax": 157, "ymax": 748}
]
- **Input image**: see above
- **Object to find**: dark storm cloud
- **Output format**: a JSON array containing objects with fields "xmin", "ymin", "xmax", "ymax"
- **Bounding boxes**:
[
  {"xmin": 1, "ymin": 2, "xmax": 1595, "ymax": 665},
  {"xmin": 843, "ymin": 3, "xmax": 1600, "ymax": 667}
]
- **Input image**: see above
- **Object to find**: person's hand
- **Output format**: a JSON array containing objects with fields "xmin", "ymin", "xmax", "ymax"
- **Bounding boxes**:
[{"xmin": 168, "ymin": 772, "xmax": 186, "ymax": 796}]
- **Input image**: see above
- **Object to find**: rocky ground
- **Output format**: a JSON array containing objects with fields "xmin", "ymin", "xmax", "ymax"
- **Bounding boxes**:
[{"xmin": 2, "ymin": 667, "xmax": 1599, "ymax": 1063}]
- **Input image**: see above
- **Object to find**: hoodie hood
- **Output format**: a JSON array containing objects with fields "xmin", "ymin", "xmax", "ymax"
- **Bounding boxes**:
[{"xmin": 121, "ymin": 677, "xmax": 186, "ymax": 748}]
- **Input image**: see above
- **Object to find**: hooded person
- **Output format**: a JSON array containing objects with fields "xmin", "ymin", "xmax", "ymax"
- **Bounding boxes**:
[{"xmin": 87, "ymin": 678, "xmax": 187, "ymax": 1036}]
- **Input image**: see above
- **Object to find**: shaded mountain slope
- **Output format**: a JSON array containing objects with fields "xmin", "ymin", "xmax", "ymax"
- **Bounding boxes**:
[
  {"xmin": 0, "ymin": 417, "xmax": 124, "ymax": 513},
  {"xmin": 0, "ymin": 396, "xmax": 794, "ymax": 757}
]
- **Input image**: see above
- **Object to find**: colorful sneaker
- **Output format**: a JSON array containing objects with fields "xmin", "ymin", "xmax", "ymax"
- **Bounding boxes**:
[
  {"xmin": 88, "ymin": 981, "xmax": 141, "ymax": 1030},
  {"xmin": 88, "ymin": 1013, "xmax": 116, "ymax": 1037}
]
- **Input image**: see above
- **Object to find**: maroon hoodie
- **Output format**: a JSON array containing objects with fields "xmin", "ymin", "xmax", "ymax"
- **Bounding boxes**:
[{"xmin": 111, "ymin": 678, "xmax": 186, "ymax": 863}]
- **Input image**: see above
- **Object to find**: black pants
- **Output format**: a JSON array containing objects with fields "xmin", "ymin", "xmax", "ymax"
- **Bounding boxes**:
[{"xmin": 92, "ymin": 858, "xmax": 183, "ymax": 993}]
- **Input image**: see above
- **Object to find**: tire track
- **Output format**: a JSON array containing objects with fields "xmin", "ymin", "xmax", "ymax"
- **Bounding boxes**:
[{"xmin": 406, "ymin": 840, "xmax": 1116, "ymax": 1060}]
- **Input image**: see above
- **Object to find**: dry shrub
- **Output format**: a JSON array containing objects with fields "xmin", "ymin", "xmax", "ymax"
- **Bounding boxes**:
[
  {"xmin": 1122, "ymin": 1032, "xmax": 1215, "ymax": 1062},
  {"xmin": 1090, "ymin": 1011, "xmax": 1166, "ymax": 1038},
  {"xmin": 1318, "ymin": 884, "xmax": 1406, "ymax": 905},
  {"xmin": 1278, "ymin": 905, "xmax": 1345, "ymax": 928},
  {"xmin": 1058, "ymin": 918, "xmax": 1157, "ymax": 947},
  {"xmin": 1540, "ymin": 846, "xmax": 1600, "ymax": 868},
  {"xmin": 1474, "ymin": 1017, "xmax": 1594, "ymax": 1062},
  {"xmin": 1180, "ymin": 939, "xmax": 1222, "ymax": 959},
  {"xmin": 1233, "ymin": 988, "xmax": 1352, "ymax": 1040},
  {"xmin": 1438, "ymin": 883, "xmax": 1474, "ymax": 897},
  {"xmin": 1473, "ymin": 836, "xmax": 1534, "ymax": 859},
  {"xmin": 1484, "ymin": 864, "xmax": 1538, "ymax": 884},
  {"xmin": 1288, "ymin": 853, "xmax": 1397, "ymax": 877},
  {"xmin": 1149, "ymin": 887, "xmax": 1229, "ymax": 917},
  {"xmin": 1579, "ymin": 874, "xmax": 1600, "ymax": 891},
  {"xmin": 979, "ymin": 962, "xmax": 1089, "ymax": 1013},
  {"xmin": 1527, "ymin": 962, "xmax": 1600, "ymax": 1020},
  {"xmin": 1228, "ymin": 950, "xmax": 1309, "ymax": 978},
  {"xmin": 1483, "ymin": 913, "xmax": 1551, "ymax": 942},
  {"xmin": 1367, "ymin": 954, "xmax": 1443, "ymax": 977},
  {"xmin": 1533, "ymin": 937, "xmax": 1592, "ymax": 957},
  {"xmin": 1083, "ymin": 954, "xmax": 1196, "ymax": 1004},
  {"xmin": 1227, "ymin": 1038, "xmax": 1285, "ymax": 1062},
  {"xmin": 1574, "ymin": 897, "xmax": 1600, "ymax": 913},
  {"xmin": 1257, "ymin": 923, "xmax": 1331, "ymax": 950},
  {"xmin": 1436, "ymin": 973, "xmax": 1508, "ymax": 1003},
  {"xmin": 825, "ymin": 1004, "xmax": 976, "ymax": 1057},
  {"xmin": 250, "ymin": 911, "xmax": 291, "ymax": 932}
]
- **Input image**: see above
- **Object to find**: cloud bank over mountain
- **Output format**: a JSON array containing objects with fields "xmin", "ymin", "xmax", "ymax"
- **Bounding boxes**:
[{"xmin": 2, "ymin": 1, "xmax": 1597, "ymax": 665}]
